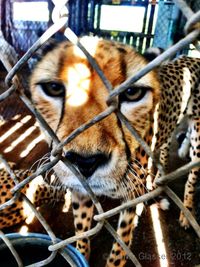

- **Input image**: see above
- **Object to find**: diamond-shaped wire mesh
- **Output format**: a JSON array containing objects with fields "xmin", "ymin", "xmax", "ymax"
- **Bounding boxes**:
[{"xmin": 0, "ymin": 0, "xmax": 200, "ymax": 266}]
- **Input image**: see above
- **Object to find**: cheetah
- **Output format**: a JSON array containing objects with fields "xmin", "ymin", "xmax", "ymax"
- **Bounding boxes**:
[
  {"xmin": 1, "ymin": 36, "xmax": 199, "ymax": 267},
  {"xmin": 154, "ymin": 55, "xmax": 200, "ymax": 228},
  {"xmin": 29, "ymin": 36, "xmax": 160, "ymax": 267}
]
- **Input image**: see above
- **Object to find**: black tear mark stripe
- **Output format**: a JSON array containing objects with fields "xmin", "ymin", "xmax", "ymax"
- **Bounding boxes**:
[
  {"xmin": 49, "ymin": 101, "xmax": 64, "ymax": 151},
  {"xmin": 116, "ymin": 115, "xmax": 131, "ymax": 163},
  {"xmin": 55, "ymin": 49, "xmax": 68, "ymax": 139},
  {"xmin": 119, "ymin": 49, "xmax": 127, "ymax": 79}
]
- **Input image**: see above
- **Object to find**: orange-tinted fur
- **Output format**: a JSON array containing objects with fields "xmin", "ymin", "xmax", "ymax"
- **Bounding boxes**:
[{"xmin": 30, "ymin": 37, "xmax": 160, "ymax": 267}]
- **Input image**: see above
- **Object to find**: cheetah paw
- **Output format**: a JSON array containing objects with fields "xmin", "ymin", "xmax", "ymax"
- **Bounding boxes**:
[{"xmin": 179, "ymin": 211, "xmax": 190, "ymax": 229}]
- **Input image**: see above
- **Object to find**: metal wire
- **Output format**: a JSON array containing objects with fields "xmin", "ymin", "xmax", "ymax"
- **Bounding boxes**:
[
  {"xmin": 0, "ymin": 0, "xmax": 200, "ymax": 266},
  {"xmin": 0, "ymin": 230, "xmax": 23, "ymax": 267}
]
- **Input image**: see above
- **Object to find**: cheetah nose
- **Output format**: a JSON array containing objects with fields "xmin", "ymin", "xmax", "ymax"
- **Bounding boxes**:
[{"xmin": 65, "ymin": 151, "xmax": 110, "ymax": 178}]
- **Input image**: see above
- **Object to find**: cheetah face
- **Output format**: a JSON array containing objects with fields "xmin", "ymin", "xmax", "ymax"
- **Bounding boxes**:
[{"xmin": 30, "ymin": 37, "xmax": 160, "ymax": 198}]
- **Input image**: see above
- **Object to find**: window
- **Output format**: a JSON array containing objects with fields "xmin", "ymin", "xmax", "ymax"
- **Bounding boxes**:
[
  {"xmin": 99, "ymin": 5, "xmax": 145, "ymax": 32},
  {"xmin": 13, "ymin": 1, "xmax": 49, "ymax": 22}
]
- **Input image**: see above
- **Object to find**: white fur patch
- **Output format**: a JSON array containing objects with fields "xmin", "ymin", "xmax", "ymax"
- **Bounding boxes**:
[{"xmin": 159, "ymin": 198, "xmax": 170, "ymax": 210}]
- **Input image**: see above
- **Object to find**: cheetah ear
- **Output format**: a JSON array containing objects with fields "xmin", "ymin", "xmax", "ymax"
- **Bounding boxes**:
[
  {"xmin": 34, "ymin": 38, "xmax": 60, "ymax": 60},
  {"xmin": 37, "ymin": 38, "xmax": 60, "ymax": 58},
  {"xmin": 29, "ymin": 38, "xmax": 64, "ymax": 70},
  {"xmin": 143, "ymin": 47, "xmax": 164, "ymax": 62}
]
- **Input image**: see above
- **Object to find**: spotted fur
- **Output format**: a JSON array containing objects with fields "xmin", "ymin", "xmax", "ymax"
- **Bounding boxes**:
[
  {"xmin": 154, "ymin": 56, "xmax": 200, "ymax": 228},
  {"xmin": 29, "ymin": 36, "xmax": 200, "ymax": 266},
  {"xmin": 30, "ymin": 37, "xmax": 160, "ymax": 267},
  {"xmin": 0, "ymin": 163, "xmax": 65, "ymax": 228}
]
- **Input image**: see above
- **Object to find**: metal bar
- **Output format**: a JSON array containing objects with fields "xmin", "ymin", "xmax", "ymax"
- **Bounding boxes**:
[
  {"xmin": 11, "ymin": 156, "xmax": 61, "ymax": 194},
  {"xmin": 1, "ymin": 1, "xmax": 200, "ymax": 267},
  {"xmin": 107, "ymin": 28, "xmax": 200, "ymax": 101},
  {"xmin": 0, "ymin": 230, "xmax": 23, "ymax": 267},
  {"xmin": 184, "ymin": 10, "xmax": 200, "ymax": 33},
  {"xmin": 94, "ymin": 187, "xmax": 163, "ymax": 221},
  {"xmin": 26, "ymin": 252, "xmax": 57, "ymax": 267},
  {"xmin": 0, "ymin": 193, "xmax": 20, "ymax": 211},
  {"xmin": 0, "ymin": 84, "xmax": 16, "ymax": 102},
  {"xmin": 21, "ymin": 195, "xmax": 61, "ymax": 267},
  {"xmin": 5, "ymin": 17, "xmax": 68, "ymax": 87},
  {"xmin": 155, "ymin": 160, "xmax": 200, "ymax": 186},
  {"xmin": 64, "ymin": 27, "xmax": 113, "ymax": 93},
  {"xmin": 117, "ymin": 111, "xmax": 164, "ymax": 175},
  {"xmin": 104, "ymin": 221, "xmax": 142, "ymax": 267},
  {"xmin": 52, "ymin": 105, "xmax": 116, "ymax": 157},
  {"xmin": 164, "ymin": 186, "xmax": 200, "ymax": 238},
  {"xmin": 173, "ymin": 0, "xmax": 194, "ymax": 20},
  {"xmin": 19, "ymin": 94, "xmax": 60, "ymax": 146},
  {"xmin": 0, "ymin": 154, "xmax": 19, "ymax": 184},
  {"xmin": 48, "ymin": 222, "xmax": 103, "ymax": 251}
]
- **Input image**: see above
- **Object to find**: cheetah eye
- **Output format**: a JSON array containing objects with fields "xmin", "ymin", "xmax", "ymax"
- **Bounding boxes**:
[
  {"xmin": 39, "ymin": 82, "xmax": 65, "ymax": 97},
  {"xmin": 119, "ymin": 86, "xmax": 149, "ymax": 102}
]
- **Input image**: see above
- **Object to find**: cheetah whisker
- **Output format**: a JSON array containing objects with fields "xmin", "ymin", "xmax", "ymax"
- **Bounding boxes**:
[
  {"xmin": 127, "ymin": 162, "xmax": 149, "ymax": 193},
  {"xmin": 29, "ymin": 152, "xmax": 51, "ymax": 172},
  {"xmin": 119, "ymin": 180, "xmax": 130, "ymax": 201},
  {"xmin": 133, "ymin": 158, "xmax": 155, "ymax": 178},
  {"xmin": 126, "ymin": 173, "xmax": 143, "ymax": 198}
]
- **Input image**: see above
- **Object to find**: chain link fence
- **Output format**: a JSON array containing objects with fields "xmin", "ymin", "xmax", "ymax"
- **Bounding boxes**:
[{"xmin": 0, "ymin": 0, "xmax": 200, "ymax": 266}]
